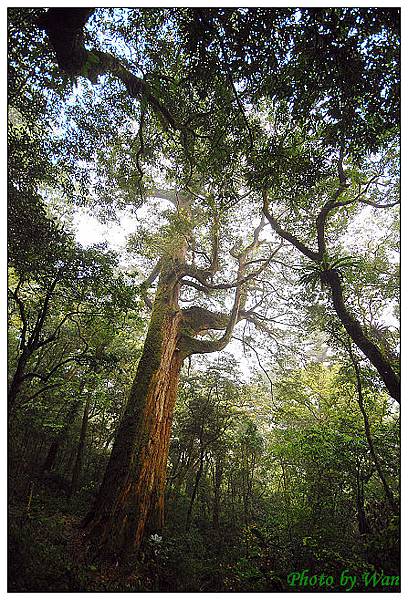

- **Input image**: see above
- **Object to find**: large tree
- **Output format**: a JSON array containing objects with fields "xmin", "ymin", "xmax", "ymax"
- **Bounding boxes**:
[{"xmin": 9, "ymin": 7, "xmax": 398, "ymax": 556}]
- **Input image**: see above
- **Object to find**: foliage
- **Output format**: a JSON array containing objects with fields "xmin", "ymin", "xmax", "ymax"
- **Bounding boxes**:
[{"xmin": 8, "ymin": 6, "xmax": 399, "ymax": 593}]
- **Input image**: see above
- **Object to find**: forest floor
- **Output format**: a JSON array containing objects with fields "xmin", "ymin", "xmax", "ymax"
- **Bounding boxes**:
[
  {"xmin": 8, "ymin": 476, "xmax": 286, "ymax": 592},
  {"xmin": 8, "ymin": 475, "xmax": 399, "ymax": 593}
]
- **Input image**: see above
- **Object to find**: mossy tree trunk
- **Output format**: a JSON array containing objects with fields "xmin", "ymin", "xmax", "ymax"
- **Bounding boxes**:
[
  {"xmin": 83, "ymin": 256, "xmax": 186, "ymax": 556},
  {"xmin": 81, "ymin": 209, "xmax": 265, "ymax": 557}
]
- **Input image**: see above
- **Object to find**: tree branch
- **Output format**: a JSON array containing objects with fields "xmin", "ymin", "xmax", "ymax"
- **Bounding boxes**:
[
  {"xmin": 30, "ymin": 269, "xmax": 63, "ymax": 350},
  {"xmin": 181, "ymin": 306, "xmax": 229, "ymax": 335},
  {"xmin": 39, "ymin": 9, "xmax": 179, "ymax": 130},
  {"xmin": 359, "ymin": 198, "xmax": 399, "ymax": 209},
  {"xmin": 262, "ymin": 191, "xmax": 319, "ymax": 262},
  {"xmin": 148, "ymin": 188, "xmax": 192, "ymax": 208},
  {"xmin": 9, "ymin": 284, "xmax": 28, "ymax": 350},
  {"xmin": 179, "ymin": 216, "xmax": 271, "ymax": 357},
  {"xmin": 183, "ymin": 243, "xmax": 281, "ymax": 291},
  {"xmin": 140, "ymin": 259, "xmax": 162, "ymax": 309}
]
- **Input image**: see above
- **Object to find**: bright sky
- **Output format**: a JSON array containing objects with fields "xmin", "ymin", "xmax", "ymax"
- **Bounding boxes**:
[{"xmin": 73, "ymin": 207, "xmax": 138, "ymax": 251}]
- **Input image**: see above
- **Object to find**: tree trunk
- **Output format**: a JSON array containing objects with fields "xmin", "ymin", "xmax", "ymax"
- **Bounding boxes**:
[
  {"xmin": 322, "ymin": 269, "xmax": 400, "ymax": 403},
  {"xmin": 186, "ymin": 449, "xmax": 205, "ymax": 531},
  {"xmin": 8, "ymin": 351, "xmax": 29, "ymax": 410},
  {"xmin": 69, "ymin": 395, "xmax": 91, "ymax": 497},
  {"xmin": 356, "ymin": 472, "xmax": 370, "ymax": 535},
  {"xmin": 212, "ymin": 455, "xmax": 223, "ymax": 530},
  {"xmin": 352, "ymin": 359, "xmax": 398, "ymax": 513},
  {"xmin": 42, "ymin": 397, "xmax": 82, "ymax": 474},
  {"xmin": 83, "ymin": 262, "xmax": 185, "ymax": 557}
]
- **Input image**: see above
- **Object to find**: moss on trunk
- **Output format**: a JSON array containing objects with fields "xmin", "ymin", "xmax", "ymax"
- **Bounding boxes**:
[{"xmin": 83, "ymin": 258, "xmax": 185, "ymax": 557}]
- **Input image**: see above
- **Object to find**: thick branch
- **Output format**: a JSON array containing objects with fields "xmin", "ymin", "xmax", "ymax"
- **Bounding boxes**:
[
  {"xmin": 181, "ymin": 306, "xmax": 229, "ymax": 335},
  {"xmin": 39, "ymin": 9, "xmax": 179, "ymax": 129},
  {"xmin": 321, "ymin": 269, "xmax": 400, "ymax": 403},
  {"xmin": 179, "ymin": 289, "xmax": 243, "ymax": 357},
  {"xmin": 315, "ymin": 196, "xmax": 354, "ymax": 258}
]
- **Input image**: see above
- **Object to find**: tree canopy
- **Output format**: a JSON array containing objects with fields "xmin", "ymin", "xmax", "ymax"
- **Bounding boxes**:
[{"xmin": 8, "ymin": 7, "xmax": 399, "ymax": 593}]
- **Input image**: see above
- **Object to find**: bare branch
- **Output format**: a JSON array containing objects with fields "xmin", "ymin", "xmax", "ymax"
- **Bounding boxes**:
[
  {"xmin": 263, "ymin": 191, "xmax": 319, "ymax": 262},
  {"xmin": 359, "ymin": 198, "xmax": 399, "ymax": 209},
  {"xmin": 233, "ymin": 335, "xmax": 274, "ymax": 400},
  {"xmin": 183, "ymin": 243, "xmax": 281, "ymax": 290}
]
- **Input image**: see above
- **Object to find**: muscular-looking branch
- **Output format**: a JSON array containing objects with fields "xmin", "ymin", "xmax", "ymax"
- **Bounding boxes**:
[
  {"xmin": 179, "ymin": 217, "xmax": 268, "ymax": 357},
  {"xmin": 321, "ymin": 269, "xmax": 400, "ymax": 403},
  {"xmin": 39, "ymin": 8, "xmax": 179, "ymax": 129}
]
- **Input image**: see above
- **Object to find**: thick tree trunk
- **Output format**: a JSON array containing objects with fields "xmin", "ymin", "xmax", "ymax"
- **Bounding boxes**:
[
  {"xmin": 322, "ymin": 269, "xmax": 400, "ymax": 403},
  {"xmin": 83, "ymin": 263, "xmax": 184, "ymax": 556},
  {"xmin": 69, "ymin": 395, "xmax": 91, "ymax": 497}
]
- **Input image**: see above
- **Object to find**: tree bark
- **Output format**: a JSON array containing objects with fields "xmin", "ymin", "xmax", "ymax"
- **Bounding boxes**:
[
  {"xmin": 321, "ymin": 269, "xmax": 400, "ymax": 403},
  {"xmin": 83, "ymin": 259, "xmax": 185, "ymax": 556},
  {"xmin": 77, "ymin": 202, "xmax": 262, "ymax": 556}
]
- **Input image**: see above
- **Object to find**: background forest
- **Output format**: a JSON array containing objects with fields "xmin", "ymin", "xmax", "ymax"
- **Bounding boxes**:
[{"xmin": 8, "ymin": 7, "xmax": 400, "ymax": 593}]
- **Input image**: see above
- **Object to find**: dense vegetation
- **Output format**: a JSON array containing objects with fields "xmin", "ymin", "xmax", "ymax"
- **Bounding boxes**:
[{"xmin": 8, "ymin": 8, "xmax": 399, "ymax": 592}]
